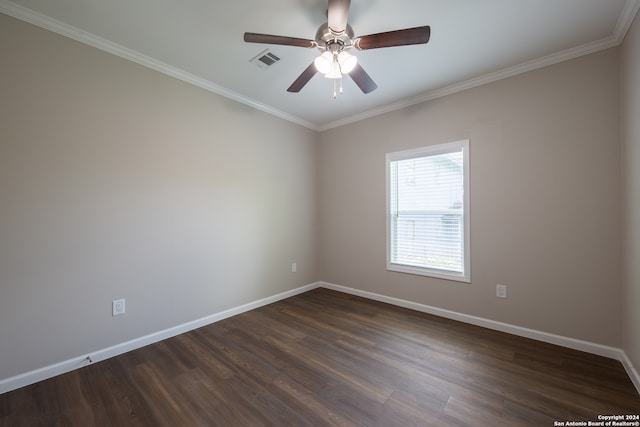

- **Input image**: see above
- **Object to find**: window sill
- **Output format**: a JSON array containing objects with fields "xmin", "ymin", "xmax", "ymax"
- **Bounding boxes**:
[{"xmin": 387, "ymin": 263, "xmax": 470, "ymax": 283}]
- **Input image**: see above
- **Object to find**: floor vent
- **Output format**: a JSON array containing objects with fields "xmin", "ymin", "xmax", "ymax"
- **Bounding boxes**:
[{"xmin": 250, "ymin": 49, "xmax": 281, "ymax": 69}]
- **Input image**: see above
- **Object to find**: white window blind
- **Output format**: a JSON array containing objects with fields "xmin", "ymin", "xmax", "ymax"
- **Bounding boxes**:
[{"xmin": 386, "ymin": 140, "xmax": 470, "ymax": 282}]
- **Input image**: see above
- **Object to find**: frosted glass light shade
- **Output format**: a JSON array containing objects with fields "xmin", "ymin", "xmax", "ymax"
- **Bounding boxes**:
[
  {"xmin": 338, "ymin": 51, "xmax": 357, "ymax": 74},
  {"xmin": 314, "ymin": 51, "xmax": 333, "ymax": 74}
]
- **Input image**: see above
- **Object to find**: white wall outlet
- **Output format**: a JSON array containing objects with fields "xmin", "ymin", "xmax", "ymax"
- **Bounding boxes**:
[
  {"xmin": 496, "ymin": 285, "xmax": 507, "ymax": 299},
  {"xmin": 291, "ymin": 262, "xmax": 297, "ymax": 273},
  {"xmin": 112, "ymin": 299, "xmax": 125, "ymax": 316}
]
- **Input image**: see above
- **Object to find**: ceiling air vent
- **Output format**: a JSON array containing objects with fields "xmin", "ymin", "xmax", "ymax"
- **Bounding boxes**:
[{"xmin": 250, "ymin": 49, "xmax": 281, "ymax": 70}]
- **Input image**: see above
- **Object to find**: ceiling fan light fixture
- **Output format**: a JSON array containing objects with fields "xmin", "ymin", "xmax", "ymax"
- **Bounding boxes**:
[
  {"xmin": 337, "ymin": 51, "xmax": 357, "ymax": 74},
  {"xmin": 314, "ymin": 51, "xmax": 333, "ymax": 74},
  {"xmin": 244, "ymin": 1, "xmax": 430, "ymax": 95}
]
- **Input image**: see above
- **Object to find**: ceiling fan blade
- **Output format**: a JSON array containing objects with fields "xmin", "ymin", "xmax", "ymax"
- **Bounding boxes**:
[
  {"xmin": 244, "ymin": 32, "xmax": 316, "ymax": 48},
  {"xmin": 327, "ymin": 0, "xmax": 350, "ymax": 35},
  {"xmin": 348, "ymin": 63, "xmax": 377, "ymax": 94},
  {"xmin": 354, "ymin": 26, "xmax": 430, "ymax": 50},
  {"xmin": 287, "ymin": 62, "xmax": 318, "ymax": 92}
]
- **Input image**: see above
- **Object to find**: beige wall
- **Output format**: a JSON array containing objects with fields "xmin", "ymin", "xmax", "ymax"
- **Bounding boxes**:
[
  {"xmin": 1, "ymin": 7, "xmax": 635, "ymax": 385},
  {"xmin": 318, "ymin": 48, "xmax": 622, "ymax": 346},
  {"xmin": 622, "ymin": 13, "xmax": 640, "ymax": 374},
  {"xmin": 0, "ymin": 14, "xmax": 318, "ymax": 380}
]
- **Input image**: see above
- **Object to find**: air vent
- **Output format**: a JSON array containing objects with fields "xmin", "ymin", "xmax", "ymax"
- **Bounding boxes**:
[{"xmin": 250, "ymin": 49, "xmax": 281, "ymax": 70}]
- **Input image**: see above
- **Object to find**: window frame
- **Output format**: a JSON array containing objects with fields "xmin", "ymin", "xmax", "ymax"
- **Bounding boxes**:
[{"xmin": 385, "ymin": 140, "xmax": 471, "ymax": 283}]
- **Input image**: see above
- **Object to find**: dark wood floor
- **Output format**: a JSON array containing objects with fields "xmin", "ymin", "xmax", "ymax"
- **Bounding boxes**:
[{"xmin": 1, "ymin": 288, "xmax": 638, "ymax": 426}]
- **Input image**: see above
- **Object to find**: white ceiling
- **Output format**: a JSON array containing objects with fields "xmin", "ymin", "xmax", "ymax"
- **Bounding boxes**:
[{"xmin": 2, "ymin": 0, "xmax": 639, "ymax": 130}]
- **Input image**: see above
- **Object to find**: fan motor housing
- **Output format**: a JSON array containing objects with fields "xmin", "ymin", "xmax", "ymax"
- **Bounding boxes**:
[{"xmin": 315, "ymin": 23, "xmax": 354, "ymax": 52}]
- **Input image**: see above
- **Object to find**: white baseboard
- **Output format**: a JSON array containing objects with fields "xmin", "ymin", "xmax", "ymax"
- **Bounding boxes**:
[
  {"xmin": 620, "ymin": 351, "xmax": 640, "ymax": 395},
  {"xmin": 318, "ymin": 281, "xmax": 640, "ymax": 395},
  {"xmin": 3, "ymin": 280, "xmax": 639, "ymax": 397},
  {"xmin": 0, "ymin": 282, "xmax": 321, "ymax": 395}
]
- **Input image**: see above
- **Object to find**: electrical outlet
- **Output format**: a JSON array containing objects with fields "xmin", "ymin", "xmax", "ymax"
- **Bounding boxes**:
[
  {"xmin": 496, "ymin": 285, "xmax": 507, "ymax": 299},
  {"xmin": 112, "ymin": 299, "xmax": 125, "ymax": 316},
  {"xmin": 291, "ymin": 262, "xmax": 297, "ymax": 273}
]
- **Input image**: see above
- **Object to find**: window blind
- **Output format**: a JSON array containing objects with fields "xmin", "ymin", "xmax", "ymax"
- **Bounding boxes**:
[{"xmin": 387, "ymin": 141, "xmax": 469, "ymax": 281}]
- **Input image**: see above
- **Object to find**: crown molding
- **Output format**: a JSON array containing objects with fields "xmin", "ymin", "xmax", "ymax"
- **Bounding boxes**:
[
  {"xmin": 318, "ymin": 33, "xmax": 624, "ymax": 131},
  {"xmin": 319, "ymin": 0, "xmax": 640, "ymax": 131},
  {"xmin": 615, "ymin": 0, "xmax": 640, "ymax": 42},
  {"xmin": 2, "ymin": 0, "xmax": 638, "ymax": 133},
  {"xmin": 0, "ymin": 0, "xmax": 321, "ymax": 131}
]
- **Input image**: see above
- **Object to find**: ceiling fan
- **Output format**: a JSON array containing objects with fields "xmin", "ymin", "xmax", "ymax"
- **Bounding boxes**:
[{"xmin": 243, "ymin": 0, "xmax": 430, "ymax": 96}]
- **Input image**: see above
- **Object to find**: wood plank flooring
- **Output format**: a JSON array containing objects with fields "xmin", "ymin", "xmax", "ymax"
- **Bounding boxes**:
[{"xmin": 1, "ymin": 288, "xmax": 638, "ymax": 426}]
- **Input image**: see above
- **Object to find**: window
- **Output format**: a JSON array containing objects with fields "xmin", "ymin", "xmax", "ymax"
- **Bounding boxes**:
[{"xmin": 386, "ymin": 140, "xmax": 470, "ymax": 282}]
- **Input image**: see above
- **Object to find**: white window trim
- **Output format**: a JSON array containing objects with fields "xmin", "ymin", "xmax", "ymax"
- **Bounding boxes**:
[{"xmin": 386, "ymin": 140, "xmax": 471, "ymax": 283}]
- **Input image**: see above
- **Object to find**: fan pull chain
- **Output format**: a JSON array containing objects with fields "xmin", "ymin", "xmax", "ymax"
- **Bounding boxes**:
[{"xmin": 332, "ymin": 78, "xmax": 345, "ymax": 99}]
